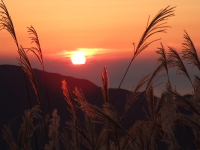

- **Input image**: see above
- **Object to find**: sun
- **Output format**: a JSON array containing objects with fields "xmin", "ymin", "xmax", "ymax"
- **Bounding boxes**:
[{"xmin": 71, "ymin": 51, "xmax": 86, "ymax": 65}]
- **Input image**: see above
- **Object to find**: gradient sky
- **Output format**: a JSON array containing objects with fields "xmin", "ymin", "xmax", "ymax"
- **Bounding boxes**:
[{"xmin": 0, "ymin": 0, "xmax": 200, "ymax": 96}]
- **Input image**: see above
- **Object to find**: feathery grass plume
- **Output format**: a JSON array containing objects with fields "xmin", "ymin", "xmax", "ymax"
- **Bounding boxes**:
[
  {"xmin": 2, "ymin": 125, "xmax": 17, "ymax": 150},
  {"xmin": 60, "ymin": 129, "xmax": 72, "ymax": 150},
  {"xmin": 102, "ymin": 66, "xmax": 109, "ymax": 103},
  {"xmin": 27, "ymin": 26, "xmax": 52, "ymax": 116},
  {"xmin": 131, "ymin": 121, "xmax": 157, "ymax": 150},
  {"xmin": 145, "ymin": 63, "xmax": 164, "ymax": 92},
  {"xmin": 182, "ymin": 30, "xmax": 200, "ymax": 70},
  {"xmin": 17, "ymin": 106, "xmax": 41, "ymax": 149},
  {"xmin": 3, "ymin": 106, "xmax": 41, "ymax": 150},
  {"xmin": 45, "ymin": 109, "xmax": 60, "ymax": 150},
  {"xmin": 65, "ymin": 113, "xmax": 97, "ymax": 150},
  {"xmin": 168, "ymin": 46, "xmax": 194, "ymax": 88},
  {"xmin": 68, "ymin": 111, "xmax": 109, "ymax": 150},
  {"xmin": 62, "ymin": 80, "xmax": 80, "ymax": 122},
  {"xmin": 84, "ymin": 115, "xmax": 96, "ymax": 145},
  {"xmin": 145, "ymin": 83, "xmax": 161, "ymax": 150},
  {"xmin": 158, "ymin": 91, "xmax": 180, "ymax": 149},
  {"xmin": 95, "ymin": 127, "xmax": 110, "ymax": 150},
  {"xmin": 81, "ymin": 115, "xmax": 97, "ymax": 150},
  {"xmin": 62, "ymin": 82, "xmax": 81, "ymax": 149},
  {"xmin": 67, "ymin": 119, "xmax": 80, "ymax": 150},
  {"xmin": 0, "ymin": 0, "xmax": 33, "ymax": 110},
  {"xmin": 66, "ymin": 120, "xmax": 94, "ymax": 150},
  {"xmin": 0, "ymin": 0, "xmax": 18, "ymax": 47},
  {"xmin": 81, "ymin": 115, "xmax": 110, "ymax": 150},
  {"xmin": 112, "ymin": 6, "xmax": 176, "ymax": 104},
  {"xmin": 120, "ymin": 121, "xmax": 144, "ymax": 150},
  {"xmin": 169, "ymin": 87, "xmax": 200, "ymax": 117},
  {"xmin": 74, "ymin": 87, "xmax": 122, "ymax": 149},
  {"xmin": 134, "ymin": 6, "xmax": 175, "ymax": 58},
  {"xmin": 155, "ymin": 91, "xmax": 166, "ymax": 117},
  {"xmin": 18, "ymin": 46, "xmax": 41, "ymax": 104},
  {"xmin": 38, "ymin": 114, "xmax": 50, "ymax": 149},
  {"xmin": 104, "ymin": 103, "xmax": 121, "ymax": 150},
  {"xmin": 134, "ymin": 126, "xmax": 154, "ymax": 150},
  {"xmin": 27, "ymin": 26, "xmax": 44, "ymax": 68},
  {"xmin": 103, "ymin": 103, "xmax": 122, "ymax": 126},
  {"xmin": 124, "ymin": 75, "xmax": 149, "ymax": 114},
  {"xmin": 156, "ymin": 43, "xmax": 170, "ymax": 82},
  {"xmin": 73, "ymin": 87, "xmax": 87, "ymax": 103},
  {"xmin": 18, "ymin": 46, "xmax": 50, "ymax": 144},
  {"xmin": 75, "ymin": 91, "xmax": 143, "ymax": 149}
]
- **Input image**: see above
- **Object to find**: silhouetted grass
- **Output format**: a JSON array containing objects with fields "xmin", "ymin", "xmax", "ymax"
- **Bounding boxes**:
[{"xmin": 1, "ymin": 1, "xmax": 200, "ymax": 150}]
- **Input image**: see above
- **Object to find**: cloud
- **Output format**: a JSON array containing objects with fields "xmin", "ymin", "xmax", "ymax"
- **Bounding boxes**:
[{"xmin": 52, "ymin": 48, "xmax": 134, "ymax": 62}]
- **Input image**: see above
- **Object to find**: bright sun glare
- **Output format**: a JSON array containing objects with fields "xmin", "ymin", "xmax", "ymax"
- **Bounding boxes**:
[{"xmin": 71, "ymin": 51, "xmax": 86, "ymax": 65}]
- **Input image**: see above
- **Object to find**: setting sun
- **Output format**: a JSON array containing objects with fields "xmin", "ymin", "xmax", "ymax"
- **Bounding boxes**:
[{"xmin": 71, "ymin": 51, "xmax": 86, "ymax": 65}]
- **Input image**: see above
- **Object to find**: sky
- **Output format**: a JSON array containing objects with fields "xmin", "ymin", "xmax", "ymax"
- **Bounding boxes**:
[{"xmin": 0, "ymin": 0, "xmax": 200, "ymax": 96}]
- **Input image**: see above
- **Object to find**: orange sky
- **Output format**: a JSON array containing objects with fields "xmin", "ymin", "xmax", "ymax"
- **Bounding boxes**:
[
  {"xmin": 0, "ymin": 0, "xmax": 200, "ymax": 61},
  {"xmin": 0, "ymin": 0, "xmax": 200, "ymax": 95}
]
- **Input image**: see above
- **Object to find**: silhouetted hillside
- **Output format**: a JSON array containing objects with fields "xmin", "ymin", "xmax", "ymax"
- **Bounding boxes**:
[
  {"xmin": 0, "ymin": 65, "xmax": 148, "ymax": 148},
  {"xmin": 0, "ymin": 65, "xmax": 194, "ymax": 149}
]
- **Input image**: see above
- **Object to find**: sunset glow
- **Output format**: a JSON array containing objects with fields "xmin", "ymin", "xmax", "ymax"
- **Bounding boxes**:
[
  {"xmin": 71, "ymin": 51, "xmax": 86, "ymax": 65},
  {"xmin": 0, "ymin": 0, "xmax": 199, "ymax": 94}
]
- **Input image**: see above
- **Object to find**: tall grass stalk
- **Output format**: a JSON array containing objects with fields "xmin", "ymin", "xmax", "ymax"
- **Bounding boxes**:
[
  {"xmin": 182, "ymin": 30, "xmax": 200, "ymax": 70},
  {"xmin": 112, "ymin": 6, "xmax": 176, "ymax": 104},
  {"xmin": 3, "ymin": 2, "xmax": 200, "ymax": 149},
  {"xmin": 27, "ymin": 26, "xmax": 52, "ymax": 117},
  {"xmin": 156, "ymin": 43, "xmax": 170, "ymax": 83},
  {"xmin": 0, "ymin": 0, "xmax": 33, "ymax": 110},
  {"xmin": 168, "ymin": 46, "xmax": 194, "ymax": 89},
  {"xmin": 18, "ymin": 46, "xmax": 50, "ymax": 146},
  {"xmin": 0, "ymin": 0, "xmax": 39, "ymax": 149},
  {"xmin": 74, "ymin": 87, "xmax": 144, "ymax": 149}
]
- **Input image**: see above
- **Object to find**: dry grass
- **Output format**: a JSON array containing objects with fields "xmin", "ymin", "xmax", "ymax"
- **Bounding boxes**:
[{"xmin": 1, "ymin": 1, "xmax": 200, "ymax": 149}]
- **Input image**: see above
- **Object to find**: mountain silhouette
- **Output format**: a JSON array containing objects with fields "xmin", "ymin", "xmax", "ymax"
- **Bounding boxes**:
[
  {"xmin": 0, "ymin": 65, "xmax": 194, "ymax": 149},
  {"xmin": 0, "ymin": 65, "xmax": 149, "ymax": 148}
]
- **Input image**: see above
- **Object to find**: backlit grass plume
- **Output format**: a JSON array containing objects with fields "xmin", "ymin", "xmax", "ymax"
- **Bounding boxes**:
[
  {"xmin": 18, "ymin": 46, "xmax": 41, "ymax": 104},
  {"xmin": 18, "ymin": 46, "xmax": 49, "ymax": 144},
  {"xmin": 0, "ymin": 0, "xmax": 35, "ymax": 111},
  {"xmin": 119, "ymin": 121, "xmax": 144, "ymax": 150},
  {"xmin": 74, "ymin": 87, "xmax": 143, "ymax": 149},
  {"xmin": 134, "ymin": 6, "xmax": 175, "ymax": 57},
  {"xmin": 182, "ymin": 30, "xmax": 200, "ymax": 70},
  {"xmin": 27, "ymin": 26, "xmax": 52, "ymax": 116},
  {"xmin": 156, "ymin": 43, "xmax": 170, "ymax": 82},
  {"xmin": 0, "ymin": 0, "xmax": 18, "ymax": 47},
  {"xmin": 3, "ymin": 106, "xmax": 41, "ymax": 150},
  {"xmin": 167, "ymin": 46, "xmax": 194, "ymax": 88},
  {"xmin": 113, "ymin": 6, "xmax": 176, "ymax": 103},
  {"xmin": 66, "ymin": 115, "xmax": 109, "ymax": 150},
  {"xmin": 62, "ymin": 80, "xmax": 79, "ymax": 122},
  {"xmin": 167, "ymin": 86, "xmax": 200, "ymax": 117},
  {"xmin": 60, "ymin": 129, "xmax": 72, "ymax": 150},
  {"xmin": 45, "ymin": 109, "xmax": 60, "ymax": 150},
  {"xmin": 125, "ymin": 75, "xmax": 149, "ymax": 114},
  {"xmin": 145, "ymin": 43, "xmax": 170, "ymax": 93},
  {"xmin": 145, "ymin": 83, "xmax": 158, "ymax": 150},
  {"xmin": 62, "ymin": 80, "xmax": 80, "ymax": 149},
  {"xmin": 27, "ymin": 26, "xmax": 44, "ymax": 68}
]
